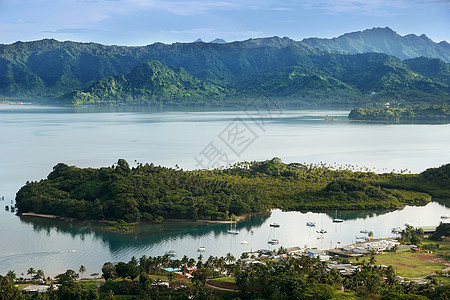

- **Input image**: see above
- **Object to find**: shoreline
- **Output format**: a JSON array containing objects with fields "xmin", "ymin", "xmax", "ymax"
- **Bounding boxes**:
[
  {"xmin": 20, "ymin": 212, "xmax": 59, "ymax": 219},
  {"xmin": 19, "ymin": 211, "xmax": 262, "ymax": 225}
]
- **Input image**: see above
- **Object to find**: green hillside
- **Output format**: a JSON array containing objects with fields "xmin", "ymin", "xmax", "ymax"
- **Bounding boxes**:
[{"xmin": 66, "ymin": 61, "xmax": 231, "ymax": 105}]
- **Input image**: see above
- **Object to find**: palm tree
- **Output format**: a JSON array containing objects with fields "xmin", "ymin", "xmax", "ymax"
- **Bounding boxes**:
[
  {"xmin": 107, "ymin": 289, "xmax": 114, "ymax": 300},
  {"xmin": 35, "ymin": 269, "xmax": 45, "ymax": 282},
  {"xmin": 79, "ymin": 265, "xmax": 86, "ymax": 279},
  {"xmin": 225, "ymin": 253, "xmax": 235, "ymax": 264},
  {"xmin": 27, "ymin": 267, "xmax": 36, "ymax": 281},
  {"xmin": 6, "ymin": 270, "xmax": 16, "ymax": 281}
]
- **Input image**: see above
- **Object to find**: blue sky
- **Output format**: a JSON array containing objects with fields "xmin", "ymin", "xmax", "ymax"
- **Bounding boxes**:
[{"xmin": 0, "ymin": 0, "xmax": 449, "ymax": 45}]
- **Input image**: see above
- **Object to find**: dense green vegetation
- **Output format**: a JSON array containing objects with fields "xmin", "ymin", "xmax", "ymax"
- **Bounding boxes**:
[
  {"xmin": 66, "ymin": 61, "xmax": 232, "ymax": 105},
  {"xmin": 430, "ymin": 223, "xmax": 450, "ymax": 241},
  {"xmin": 1, "ymin": 28, "xmax": 450, "ymax": 105},
  {"xmin": 6, "ymin": 250, "xmax": 450, "ymax": 299},
  {"xmin": 62, "ymin": 53, "xmax": 450, "ymax": 105},
  {"xmin": 348, "ymin": 105, "xmax": 450, "ymax": 122},
  {"xmin": 15, "ymin": 158, "xmax": 448, "ymax": 223}
]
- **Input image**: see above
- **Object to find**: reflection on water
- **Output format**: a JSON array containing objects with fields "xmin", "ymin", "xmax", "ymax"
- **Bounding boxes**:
[
  {"xmin": 18, "ymin": 213, "xmax": 270, "ymax": 254},
  {"xmin": 0, "ymin": 105, "xmax": 449, "ymax": 277},
  {"xmin": 3, "ymin": 202, "xmax": 448, "ymax": 277}
]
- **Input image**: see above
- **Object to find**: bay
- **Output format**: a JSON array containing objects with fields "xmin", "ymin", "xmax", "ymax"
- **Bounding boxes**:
[{"xmin": 0, "ymin": 104, "xmax": 449, "ymax": 277}]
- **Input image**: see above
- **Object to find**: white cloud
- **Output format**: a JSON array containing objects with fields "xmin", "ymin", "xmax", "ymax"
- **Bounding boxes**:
[{"xmin": 301, "ymin": 0, "xmax": 449, "ymax": 16}]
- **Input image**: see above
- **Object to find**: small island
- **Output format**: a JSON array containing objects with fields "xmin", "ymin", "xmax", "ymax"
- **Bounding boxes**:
[
  {"xmin": 15, "ymin": 158, "xmax": 449, "ymax": 224},
  {"xmin": 348, "ymin": 105, "xmax": 450, "ymax": 123}
]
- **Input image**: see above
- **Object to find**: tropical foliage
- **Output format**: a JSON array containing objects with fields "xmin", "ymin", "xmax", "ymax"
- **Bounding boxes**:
[{"xmin": 15, "ymin": 158, "xmax": 447, "ymax": 222}]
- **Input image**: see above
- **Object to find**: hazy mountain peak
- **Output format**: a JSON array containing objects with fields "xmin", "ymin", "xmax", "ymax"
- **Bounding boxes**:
[
  {"xmin": 194, "ymin": 38, "xmax": 204, "ymax": 43},
  {"xmin": 209, "ymin": 38, "xmax": 227, "ymax": 44},
  {"xmin": 302, "ymin": 27, "xmax": 450, "ymax": 62}
]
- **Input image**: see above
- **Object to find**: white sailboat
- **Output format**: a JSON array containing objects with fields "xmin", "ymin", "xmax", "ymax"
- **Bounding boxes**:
[
  {"xmin": 267, "ymin": 227, "xmax": 279, "ymax": 245},
  {"xmin": 332, "ymin": 210, "xmax": 343, "ymax": 223},
  {"xmin": 227, "ymin": 216, "xmax": 239, "ymax": 235},
  {"xmin": 165, "ymin": 239, "xmax": 177, "ymax": 257},
  {"xmin": 197, "ymin": 238, "xmax": 206, "ymax": 252}
]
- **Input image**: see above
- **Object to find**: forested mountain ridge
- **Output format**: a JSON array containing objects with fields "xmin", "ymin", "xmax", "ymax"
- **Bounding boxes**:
[
  {"xmin": 302, "ymin": 27, "xmax": 450, "ymax": 63},
  {"xmin": 1, "ymin": 28, "xmax": 450, "ymax": 105},
  {"xmin": 68, "ymin": 53, "xmax": 450, "ymax": 105},
  {"xmin": 15, "ymin": 158, "xmax": 449, "ymax": 222}
]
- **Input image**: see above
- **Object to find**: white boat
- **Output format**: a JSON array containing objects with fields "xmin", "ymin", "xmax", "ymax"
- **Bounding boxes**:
[
  {"xmin": 270, "ymin": 223, "xmax": 280, "ymax": 228},
  {"xmin": 316, "ymin": 229, "xmax": 327, "ymax": 234},
  {"xmin": 68, "ymin": 250, "xmax": 76, "ymax": 253},
  {"xmin": 227, "ymin": 216, "xmax": 239, "ymax": 235},
  {"xmin": 317, "ymin": 235, "xmax": 324, "ymax": 239},
  {"xmin": 332, "ymin": 210, "xmax": 344, "ymax": 223},
  {"xmin": 197, "ymin": 246, "xmax": 206, "ymax": 252},
  {"xmin": 165, "ymin": 250, "xmax": 177, "ymax": 257},
  {"xmin": 360, "ymin": 229, "xmax": 369, "ymax": 234},
  {"xmin": 240, "ymin": 240, "xmax": 249, "ymax": 244},
  {"xmin": 268, "ymin": 239, "xmax": 279, "ymax": 245},
  {"xmin": 441, "ymin": 216, "xmax": 450, "ymax": 219},
  {"xmin": 306, "ymin": 221, "xmax": 316, "ymax": 227}
]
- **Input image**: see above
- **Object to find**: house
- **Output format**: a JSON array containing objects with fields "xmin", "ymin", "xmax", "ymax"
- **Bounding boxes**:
[
  {"xmin": 22, "ymin": 285, "xmax": 58, "ymax": 295},
  {"xmin": 307, "ymin": 249, "xmax": 324, "ymax": 258},
  {"xmin": 327, "ymin": 263, "xmax": 360, "ymax": 276},
  {"xmin": 286, "ymin": 246, "xmax": 302, "ymax": 256}
]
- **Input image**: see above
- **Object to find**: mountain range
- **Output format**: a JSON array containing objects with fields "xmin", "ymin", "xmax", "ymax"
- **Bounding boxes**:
[{"xmin": 1, "ymin": 27, "xmax": 449, "ymax": 105}]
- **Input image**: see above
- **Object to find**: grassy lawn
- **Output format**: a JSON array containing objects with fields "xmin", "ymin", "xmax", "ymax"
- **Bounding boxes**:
[
  {"xmin": 331, "ymin": 290, "xmax": 357, "ymax": 299},
  {"xmin": 16, "ymin": 283, "xmax": 33, "ymax": 290},
  {"xmin": 437, "ymin": 276, "xmax": 450, "ymax": 284},
  {"xmin": 421, "ymin": 238, "xmax": 450, "ymax": 259},
  {"xmin": 211, "ymin": 277, "xmax": 236, "ymax": 283},
  {"xmin": 352, "ymin": 254, "xmax": 447, "ymax": 277},
  {"xmin": 148, "ymin": 274, "xmax": 169, "ymax": 281}
]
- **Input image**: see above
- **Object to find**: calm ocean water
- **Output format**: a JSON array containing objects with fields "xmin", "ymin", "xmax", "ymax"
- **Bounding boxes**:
[{"xmin": 0, "ymin": 105, "xmax": 449, "ymax": 276}]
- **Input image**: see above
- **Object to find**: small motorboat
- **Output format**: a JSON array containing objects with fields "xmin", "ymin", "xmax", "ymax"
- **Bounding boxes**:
[
  {"xmin": 197, "ymin": 246, "xmax": 206, "ymax": 252},
  {"xmin": 241, "ymin": 240, "xmax": 249, "ymax": 244},
  {"xmin": 360, "ymin": 229, "xmax": 369, "ymax": 234},
  {"xmin": 270, "ymin": 223, "xmax": 280, "ymax": 228},
  {"xmin": 306, "ymin": 221, "xmax": 316, "ymax": 227},
  {"xmin": 268, "ymin": 239, "xmax": 279, "ymax": 245},
  {"xmin": 316, "ymin": 229, "xmax": 327, "ymax": 234},
  {"xmin": 391, "ymin": 227, "xmax": 402, "ymax": 234}
]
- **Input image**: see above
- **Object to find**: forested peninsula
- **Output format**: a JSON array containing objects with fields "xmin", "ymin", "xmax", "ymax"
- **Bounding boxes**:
[
  {"xmin": 349, "ymin": 105, "xmax": 450, "ymax": 123},
  {"xmin": 15, "ymin": 159, "xmax": 449, "ymax": 223}
]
